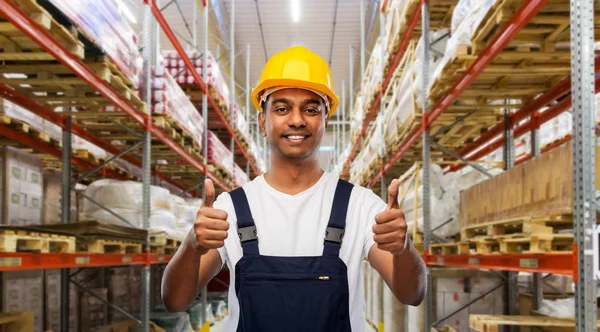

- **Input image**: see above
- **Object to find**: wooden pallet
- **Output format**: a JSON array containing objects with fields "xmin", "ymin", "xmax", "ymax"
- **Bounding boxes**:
[
  {"xmin": 152, "ymin": 115, "xmax": 201, "ymax": 154},
  {"xmin": 469, "ymin": 314, "xmax": 600, "ymax": 331},
  {"xmin": 0, "ymin": 0, "xmax": 84, "ymax": 60},
  {"xmin": 0, "ymin": 114, "xmax": 61, "ymax": 147},
  {"xmin": 461, "ymin": 215, "xmax": 574, "ymax": 239},
  {"xmin": 467, "ymin": 233, "xmax": 573, "ymax": 254},
  {"xmin": 0, "ymin": 312, "xmax": 34, "ymax": 332},
  {"xmin": 0, "ymin": 228, "xmax": 75, "ymax": 253},
  {"xmin": 430, "ymin": 242, "xmax": 471, "ymax": 255},
  {"xmin": 150, "ymin": 233, "xmax": 182, "ymax": 255},
  {"xmin": 79, "ymin": 238, "xmax": 143, "ymax": 254}
]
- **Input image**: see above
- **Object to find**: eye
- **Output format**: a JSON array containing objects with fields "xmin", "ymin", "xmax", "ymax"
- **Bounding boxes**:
[
  {"xmin": 274, "ymin": 107, "xmax": 288, "ymax": 113},
  {"xmin": 304, "ymin": 108, "xmax": 320, "ymax": 115}
]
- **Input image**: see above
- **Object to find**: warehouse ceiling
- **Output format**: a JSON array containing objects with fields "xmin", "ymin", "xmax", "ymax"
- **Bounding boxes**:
[
  {"xmin": 130, "ymin": 0, "xmax": 381, "ymax": 169},
  {"xmin": 132, "ymin": 0, "xmax": 380, "ymax": 115}
]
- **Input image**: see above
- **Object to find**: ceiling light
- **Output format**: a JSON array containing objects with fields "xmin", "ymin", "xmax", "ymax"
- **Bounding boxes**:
[{"xmin": 291, "ymin": 0, "xmax": 300, "ymax": 23}]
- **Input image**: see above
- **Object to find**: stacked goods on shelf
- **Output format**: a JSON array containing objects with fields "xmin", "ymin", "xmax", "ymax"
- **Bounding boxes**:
[
  {"xmin": 349, "ymin": 115, "xmax": 385, "ymax": 185},
  {"xmin": 161, "ymin": 50, "xmax": 231, "ymax": 111},
  {"xmin": 0, "ymin": 147, "xmax": 43, "ymax": 226},
  {"xmin": 48, "ymin": 0, "xmax": 143, "ymax": 87},
  {"xmin": 0, "ymin": 270, "xmax": 44, "ymax": 332},
  {"xmin": 151, "ymin": 66, "xmax": 205, "ymax": 153},
  {"xmin": 431, "ymin": 0, "xmax": 495, "ymax": 86},
  {"xmin": 360, "ymin": 37, "xmax": 385, "ymax": 116},
  {"xmin": 105, "ymin": 267, "xmax": 142, "ymax": 324},
  {"xmin": 234, "ymin": 163, "xmax": 249, "ymax": 187},
  {"xmin": 234, "ymin": 104, "xmax": 252, "ymax": 146},
  {"xmin": 461, "ymin": 141, "xmax": 600, "ymax": 227},
  {"xmin": 44, "ymin": 270, "xmax": 78, "ymax": 331},
  {"xmin": 41, "ymin": 169, "xmax": 77, "ymax": 224},
  {"xmin": 397, "ymin": 163, "xmax": 503, "ymax": 246},
  {"xmin": 459, "ymin": 141, "xmax": 600, "ymax": 253},
  {"xmin": 79, "ymin": 288, "xmax": 108, "ymax": 331},
  {"xmin": 349, "ymin": 94, "xmax": 364, "ymax": 145},
  {"xmin": 207, "ymin": 131, "xmax": 234, "ymax": 183},
  {"xmin": 170, "ymin": 195, "xmax": 201, "ymax": 238},
  {"xmin": 82, "ymin": 179, "xmax": 180, "ymax": 238}
]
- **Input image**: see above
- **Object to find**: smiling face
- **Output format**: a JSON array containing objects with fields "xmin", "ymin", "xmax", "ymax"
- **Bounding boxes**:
[{"xmin": 258, "ymin": 88, "xmax": 328, "ymax": 161}]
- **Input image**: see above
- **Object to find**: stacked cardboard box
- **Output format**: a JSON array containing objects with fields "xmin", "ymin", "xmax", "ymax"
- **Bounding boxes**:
[
  {"xmin": 43, "ymin": 270, "xmax": 78, "ymax": 331},
  {"xmin": 106, "ymin": 267, "xmax": 132, "ymax": 324},
  {"xmin": 80, "ymin": 288, "xmax": 108, "ymax": 332},
  {"xmin": 42, "ymin": 169, "xmax": 77, "ymax": 224},
  {"xmin": 130, "ymin": 266, "xmax": 142, "ymax": 317},
  {"xmin": 154, "ymin": 265, "xmax": 167, "ymax": 308},
  {"xmin": 1, "ymin": 271, "xmax": 44, "ymax": 332},
  {"xmin": 1, "ymin": 147, "xmax": 43, "ymax": 226},
  {"xmin": 460, "ymin": 142, "xmax": 600, "ymax": 227}
]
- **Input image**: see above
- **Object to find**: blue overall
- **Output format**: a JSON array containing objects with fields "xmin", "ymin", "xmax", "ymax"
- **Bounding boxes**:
[{"xmin": 229, "ymin": 179, "xmax": 354, "ymax": 332}]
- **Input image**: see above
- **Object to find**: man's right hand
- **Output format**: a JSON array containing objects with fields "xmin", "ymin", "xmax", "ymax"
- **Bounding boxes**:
[{"xmin": 190, "ymin": 179, "xmax": 229, "ymax": 255}]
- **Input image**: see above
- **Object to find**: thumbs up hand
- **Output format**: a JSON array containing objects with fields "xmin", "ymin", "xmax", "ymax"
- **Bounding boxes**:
[
  {"xmin": 189, "ymin": 179, "xmax": 229, "ymax": 255},
  {"xmin": 373, "ymin": 179, "xmax": 408, "ymax": 255}
]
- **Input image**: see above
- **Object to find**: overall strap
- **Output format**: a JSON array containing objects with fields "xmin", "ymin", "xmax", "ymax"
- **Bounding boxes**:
[
  {"xmin": 323, "ymin": 179, "xmax": 354, "ymax": 257},
  {"xmin": 229, "ymin": 187, "xmax": 259, "ymax": 256}
]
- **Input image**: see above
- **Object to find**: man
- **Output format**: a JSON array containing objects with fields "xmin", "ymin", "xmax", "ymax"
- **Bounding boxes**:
[{"xmin": 162, "ymin": 46, "xmax": 426, "ymax": 331}]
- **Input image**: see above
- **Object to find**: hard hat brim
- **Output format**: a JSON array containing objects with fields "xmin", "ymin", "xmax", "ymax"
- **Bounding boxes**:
[{"xmin": 252, "ymin": 78, "xmax": 339, "ymax": 116}]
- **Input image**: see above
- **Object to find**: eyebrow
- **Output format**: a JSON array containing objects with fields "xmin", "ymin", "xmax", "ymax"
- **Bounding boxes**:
[
  {"xmin": 301, "ymin": 99, "xmax": 324, "ymax": 107},
  {"xmin": 270, "ymin": 97, "xmax": 324, "ymax": 108}
]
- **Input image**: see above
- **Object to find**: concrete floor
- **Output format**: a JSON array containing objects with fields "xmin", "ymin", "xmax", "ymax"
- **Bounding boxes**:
[{"xmin": 209, "ymin": 319, "xmax": 378, "ymax": 332}]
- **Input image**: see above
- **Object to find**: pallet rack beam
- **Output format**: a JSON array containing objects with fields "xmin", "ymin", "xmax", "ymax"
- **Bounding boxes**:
[
  {"xmin": 424, "ymin": 252, "xmax": 574, "ymax": 275},
  {"xmin": 146, "ymin": 0, "xmax": 259, "ymax": 177},
  {"xmin": 369, "ymin": 0, "xmax": 548, "ymax": 188},
  {"xmin": 0, "ymin": 253, "xmax": 173, "ymax": 271}
]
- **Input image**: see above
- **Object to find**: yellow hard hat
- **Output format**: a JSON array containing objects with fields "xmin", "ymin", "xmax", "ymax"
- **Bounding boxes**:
[{"xmin": 252, "ymin": 46, "xmax": 339, "ymax": 116}]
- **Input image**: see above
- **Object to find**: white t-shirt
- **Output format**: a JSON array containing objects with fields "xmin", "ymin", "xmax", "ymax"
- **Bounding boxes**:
[{"xmin": 215, "ymin": 172, "xmax": 387, "ymax": 332}]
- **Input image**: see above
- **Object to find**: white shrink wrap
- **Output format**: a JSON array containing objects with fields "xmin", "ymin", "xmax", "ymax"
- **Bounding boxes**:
[{"xmin": 83, "ymin": 179, "xmax": 178, "ymax": 236}]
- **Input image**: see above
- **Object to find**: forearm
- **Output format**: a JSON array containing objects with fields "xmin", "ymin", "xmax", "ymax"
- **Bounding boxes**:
[
  {"xmin": 391, "ymin": 240, "xmax": 426, "ymax": 306},
  {"xmin": 161, "ymin": 232, "xmax": 203, "ymax": 312}
]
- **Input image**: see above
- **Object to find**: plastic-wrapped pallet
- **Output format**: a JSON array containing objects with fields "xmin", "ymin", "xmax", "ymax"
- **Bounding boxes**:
[
  {"xmin": 207, "ymin": 131, "xmax": 234, "ymax": 177},
  {"xmin": 364, "ymin": 262, "xmax": 373, "ymax": 323},
  {"xmin": 234, "ymin": 163, "xmax": 250, "ymax": 187},
  {"xmin": 152, "ymin": 66, "xmax": 205, "ymax": 150},
  {"xmin": 382, "ymin": 30, "xmax": 449, "ymax": 150},
  {"xmin": 349, "ymin": 94, "xmax": 364, "ymax": 144},
  {"xmin": 161, "ymin": 50, "xmax": 231, "ymax": 108},
  {"xmin": 48, "ymin": 0, "xmax": 143, "ymax": 87},
  {"xmin": 234, "ymin": 104, "xmax": 252, "ymax": 144},
  {"xmin": 171, "ymin": 195, "xmax": 201, "ymax": 240},
  {"xmin": 42, "ymin": 169, "xmax": 77, "ymax": 224},
  {"xmin": 82, "ymin": 179, "xmax": 178, "ymax": 236},
  {"xmin": 383, "ymin": 282, "xmax": 405, "ymax": 332},
  {"xmin": 360, "ymin": 37, "xmax": 384, "ymax": 111},
  {"xmin": 432, "ymin": 0, "xmax": 495, "ymax": 83},
  {"xmin": 370, "ymin": 267, "xmax": 383, "ymax": 327}
]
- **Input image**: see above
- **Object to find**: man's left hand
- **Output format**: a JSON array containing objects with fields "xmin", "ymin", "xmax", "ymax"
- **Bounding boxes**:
[{"xmin": 373, "ymin": 179, "xmax": 408, "ymax": 255}]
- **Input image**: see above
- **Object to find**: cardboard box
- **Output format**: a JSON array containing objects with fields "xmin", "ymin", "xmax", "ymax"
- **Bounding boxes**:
[
  {"xmin": 460, "ymin": 141, "xmax": 600, "ymax": 227},
  {"xmin": 42, "ymin": 169, "xmax": 77, "ymax": 224},
  {"xmin": 80, "ymin": 288, "xmax": 107, "ymax": 332},
  {"xmin": 1, "ymin": 271, "xmax": 44, "ymax": 332},
  {"xmin": 1, "ymin": 147, "xmax": 43, "ymax": 226}
]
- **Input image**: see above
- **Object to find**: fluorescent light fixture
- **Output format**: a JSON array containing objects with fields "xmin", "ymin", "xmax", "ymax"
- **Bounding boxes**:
[
  {"xmin": 291, "ymin": 0, "xmax": 300, "ymax": 22},
  {"xmin": 18, "ymin": 84, "xmax": 31, "ymax": 88},
  {"xmin": 3, "ymin": 73, "xmax": 27, "ymax": 79},
  {"xmin": 119, "ymin": 2, "xmax": 137, "ymax": 24}
]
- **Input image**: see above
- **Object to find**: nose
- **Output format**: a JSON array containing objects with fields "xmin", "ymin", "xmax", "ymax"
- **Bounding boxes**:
[{"xmin": 287, "ymin": 108, "xmax": 306, "ymax": 128}]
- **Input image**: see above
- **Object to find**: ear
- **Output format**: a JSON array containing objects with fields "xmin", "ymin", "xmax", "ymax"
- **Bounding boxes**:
[{"xmin": 258, "ymin": 112, "xmax": 267, "ymax": 137}]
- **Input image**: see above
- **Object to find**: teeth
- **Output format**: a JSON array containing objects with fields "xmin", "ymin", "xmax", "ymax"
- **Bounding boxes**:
[{"xmin": 288, "ymin": 135, "xmax": 304, "ymax": 140}]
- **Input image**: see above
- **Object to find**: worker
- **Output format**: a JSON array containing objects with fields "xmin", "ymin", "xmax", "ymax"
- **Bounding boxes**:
[{"xmin": 162, "ymin": 46, "xmax": 426, "ymax": 331}]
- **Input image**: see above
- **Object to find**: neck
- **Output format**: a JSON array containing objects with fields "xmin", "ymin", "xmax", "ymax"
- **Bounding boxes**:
[{"xmin": 263, "ymin": 152, "xmax": 324, "ymax": 195}]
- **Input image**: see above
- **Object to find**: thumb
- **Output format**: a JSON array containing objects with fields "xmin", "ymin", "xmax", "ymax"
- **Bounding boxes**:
[
  {"xmin": 386, "ymin": 179, "xmax": 400, "ymax": 211},
  {"xmin": 202, "ymin": 179, "xmax": 215, "ymax": 208}
]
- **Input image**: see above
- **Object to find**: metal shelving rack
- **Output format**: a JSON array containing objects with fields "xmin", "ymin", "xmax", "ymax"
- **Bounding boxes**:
[
  {"xmin": 0, "ymin": 0, "xmax": 255, "ymax": 330},
  {"xmin": 353, "ymin": 0, "xmax": 597, "ymax": 330}
]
